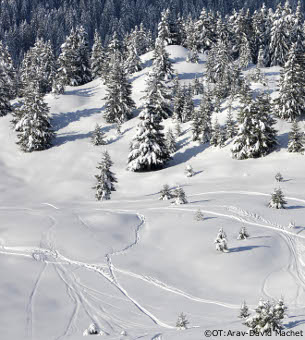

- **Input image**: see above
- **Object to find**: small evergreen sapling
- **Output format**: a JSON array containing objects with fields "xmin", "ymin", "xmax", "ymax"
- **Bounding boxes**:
[
  {"xmin": 174, "ymin": 186, "xmax": 188, "ymax": 205},
  {"xmin": 214, "ymin": 228, "xmax": 228, "ymax": 252},
  {"xmin": 83, "ymin": 323, "xmax": 104, "ymax": 336},
  {"xmin": 91, "ymin": 124, "xmax": 106, "ymax": 146},
  {"xmin": 176, "ymin": 313, "xmax": 189, "ymax": 330},
  {"xmin": 288, "ymin": 221, "xmax": 295, "ymax": 229},
  {"xmin": 239, "ymin": 301, "xmax": 250, "ymax": 319},
  {"xmin": 238, "ymin": 226, "xmax": 249, "ymax": 240},
  {"xmin": 194, "ymin": 209, "xmax": 204, "ymax": 221},
  {"xmin": 268, "ymin": 188, "xmax": 287, "ymax": 209},
  {"xmin": 275, "ymin": 172, "xmax": 283, "ymax": 182},
  {"xmin": 93, "ymin": 151, "xmax": 117, "ymax": 201},
  {"xmin": 159, "ymin": 184, "xmax": 173, "ymax": 200},
  {"xmin": 244, "ymin": 298, "xmax": 287, "ymax": 334},
  {"xmin": 185, "ymin": 164, "xmax": 195, "ymax": 178}
]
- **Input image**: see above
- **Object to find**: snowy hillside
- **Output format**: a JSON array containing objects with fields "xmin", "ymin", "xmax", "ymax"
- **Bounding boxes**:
[{"xmin": 1, "ymin": 46, "xmax": 305, "ymax": 339}]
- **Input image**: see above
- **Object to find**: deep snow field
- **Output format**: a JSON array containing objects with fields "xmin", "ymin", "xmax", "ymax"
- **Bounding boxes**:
[{"xmin": 1, "ymin": 46, "xmax": 305, "ymax": 339}]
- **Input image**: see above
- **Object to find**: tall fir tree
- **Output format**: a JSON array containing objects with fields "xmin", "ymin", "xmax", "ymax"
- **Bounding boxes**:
[
  {"xmin": 152, "ymin": 38, "xmax": 174, "ymax": 81},
  {"xmin": 91, "ymin": 31, "xmax": 106, "ymax": 80},
  {"xmin": 157, "ymin": 9, "xmax": 172, "ymax": 46},
  {"xmin": 14, "ymin": 90, "xmax": 55, "ymax": 152},
  {"xmin": 232, "ymin": 92, "xmax": 277, "ymax": 159},
  {"xmin": 20, "ymin": 38, "xmax": 57, "ymax": 95},
  {"xmin": 274, "ymin": 43, "xmax": 305, "ymax": 122},
  {"xmin": 0, "ymin": 68, "xmax": 12, "ymax": 117},
  {"xmin": 141, "ymin": 66, "xmax": 172, "ymax": 121},
  {"xmin": 57, "ymin": 26, "xmax": 92, "ymax": 87},
  {"xmin": 166, "ymin": 128, "xmax": 177, "ymax": 154},
  {"xmin": 104, "ymin": 56, "xmax": 135, "ymax": 124},
  {"xmin": 127, "ymin": 102, "xmax": 170, "ymax": 171},
  {"xmin": 0, "ymin": 40, "xmax": 17, "ymax": 99}
]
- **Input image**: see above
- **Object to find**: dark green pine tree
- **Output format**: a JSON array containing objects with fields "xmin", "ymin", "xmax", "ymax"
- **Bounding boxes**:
[
  {"xmin": 14, "ymin": 90, "xmax": 55, "ymax": 152},
  {"xmin": 232, "ymin": 91, "xmax": 277, "ymax": 159},
  {"xmin": 127, "ymin": 102, "xmax": 170, "ymax": 171},
  {"xmin": 57, "ymin": 26, "xmax": 92, "ymax": 87},
  {"xmin": 274, "ymin": 43, "xmax": 305, "ymax": 122},
  {"xmin": 103, "ymin": 56, "xmax": 135, "ymax": 124},
  {"xmin": 288, "ymin": 121, "xmax": 304, "ymax": 153}
]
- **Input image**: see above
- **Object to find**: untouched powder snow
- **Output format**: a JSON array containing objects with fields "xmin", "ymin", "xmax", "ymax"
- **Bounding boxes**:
[{"xmin": 1, "ymin": 46, "xmax": 305, "ymax": 339}]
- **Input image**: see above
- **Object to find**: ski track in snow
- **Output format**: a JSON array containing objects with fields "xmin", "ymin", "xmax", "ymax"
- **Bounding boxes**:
[
  {"xmin": 2, "ymin": 189, "xmax": 305, "ymax": 337},
  {"xmin": 25, "ymin": 263, "xmax": 47, "ymax": 339}
]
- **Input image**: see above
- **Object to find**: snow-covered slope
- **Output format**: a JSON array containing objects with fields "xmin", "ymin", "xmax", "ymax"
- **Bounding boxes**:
[{"xmin": 1, "ymin": 46, "xmax": 305, "ymax": 340}]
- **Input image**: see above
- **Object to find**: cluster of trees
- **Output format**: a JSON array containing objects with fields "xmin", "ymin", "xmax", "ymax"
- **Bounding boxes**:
[{"xmin": 0, "ymin": 0, "xmax": 303, "ymax": 66}]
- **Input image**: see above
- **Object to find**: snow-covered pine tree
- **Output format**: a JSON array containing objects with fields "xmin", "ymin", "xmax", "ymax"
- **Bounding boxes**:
[
  {"xmin": 91, "ymin": 30, "xmax": 106, "ymax": 80},
  {"xmin": 192, "ymin": 75, "xmax": 204, "ymax": 95},
  {"xmin": 194, "ymin": 8, "xmax": 215, "ymax": 53},
  {"xmin": 215, "ymin": 227, "xmax": 228, "ymax": 252},
  {"xmin": 20, "ymin": 38, "xmax": 57, "ymax": 95},
  {"xmin": 157, "ymin": 9, "xmax": 172, "ymax": 46},
  {"xmin": 142, "ymin": 66, "xmax": 172, "ymax": 121},
  {"xmin": 194, "ymin": 208, "xmax": 204, "ymax": 221},
  {"xmin": 127, "ymin": 102, "xmax": 170, "ymax": 171},
  {"xmin": 268, "ymin": 188, "xmax": 287, "ymax": 209},
  {"xmin": 288, "ymin": 221, "xmax": 295, "ymax": 229},
  {"xmin": 174, "ymin": 186, "xmax": 188, "ymax": 205},
  {"xmin": 239, "ymin": 301, "xmax": 250, "ymax": 319},
  {"xmin": 152, "ymin": 38, "xmax": 174, "ymax": 81},
  {"xmin": 257, "ymin": 46, "xmax": 265, "ymax": 68},
  {"xmin": 273, "ymin": 43, "xmax": 305, "ymax": 122},
  {"xmin": 83, "ymin": 323, "xmax": 104, "ymax": 336},
  {"xmin": 239, "ymin": 34, "xmax": 252, "ymax": 69},
  {"xmin": 185, "ymin": 164, "xmax": 195, "ymax": 178},
  {"xmin": 0, "ymin": 40, "xmax": 17, "ymax": 99},
  {"xmin": 232, "ymin": 92, "xmax": 277, "ymax": 160},
  {"xmin": 198, "ymin": 93, "xmax": 213, "ymax": 144},
  {"xmin": 125, "ymin": 42, "xmax": 142, "ymax": 74},
  {"xmin": 166, "ymin": 128, "xmax": 177, "ymax": 154},
  {"xmin": 15, "ymin": 90, "xmax": 55, "ymax": 152},
  {"xmin": 269, "ymin": 4, "xmax": 292, "ymax": 67},
  {"xmin": 210, "ymin": 118, "xmax": 225, "ymax": 147},
  {"xmin": 0, "ymin": 67, "xmax": 12, "ymax": 117},
  {"xmin": 237, "ymin": 226, "xmax": 249, "ymax": 240},
  {"xmin": 181, "ymin": 88, "xmax": 194, "ymax": 123},
  {"xmin": 288, "ymin": 121, "xmax": 304, "ymax": 153},
  {"xmin": 176, "ymin": 313, "xmax": 189, "ymax": 330},
  {"xmin": 173, "ymin": 84, "xmax": 185, "ymax": 122},
  {"xmin": 226, "ymin": 109, "xmax": 237, "ymax": 139},
  {"xmin": 159, "ymin": 184, "xmax": 173, "ymax": 200},
  {"xmin": 91, "ymin": 124, "xmax": 106, "ymax": 146},
  {"xmin": 275, "ymin": 172, "xmax": 283, "ymax": 182},
  {"xmin": 244, "ymin": 298, "xmax": 287, "ymax": 334},
  {"xmin": 104, "ymin": 56, "xmax": 135, "ymax": 124},
  {"xmin": 93, "ymin": 151, "xmax": 117, "ymax": 200},
  {"xmin": 192, "ymin": 111, "xmax": 202, "ymax": 142},
  {"xmin": 57, "ymin": 26, "xmax": 92, "ymax": 86}
]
